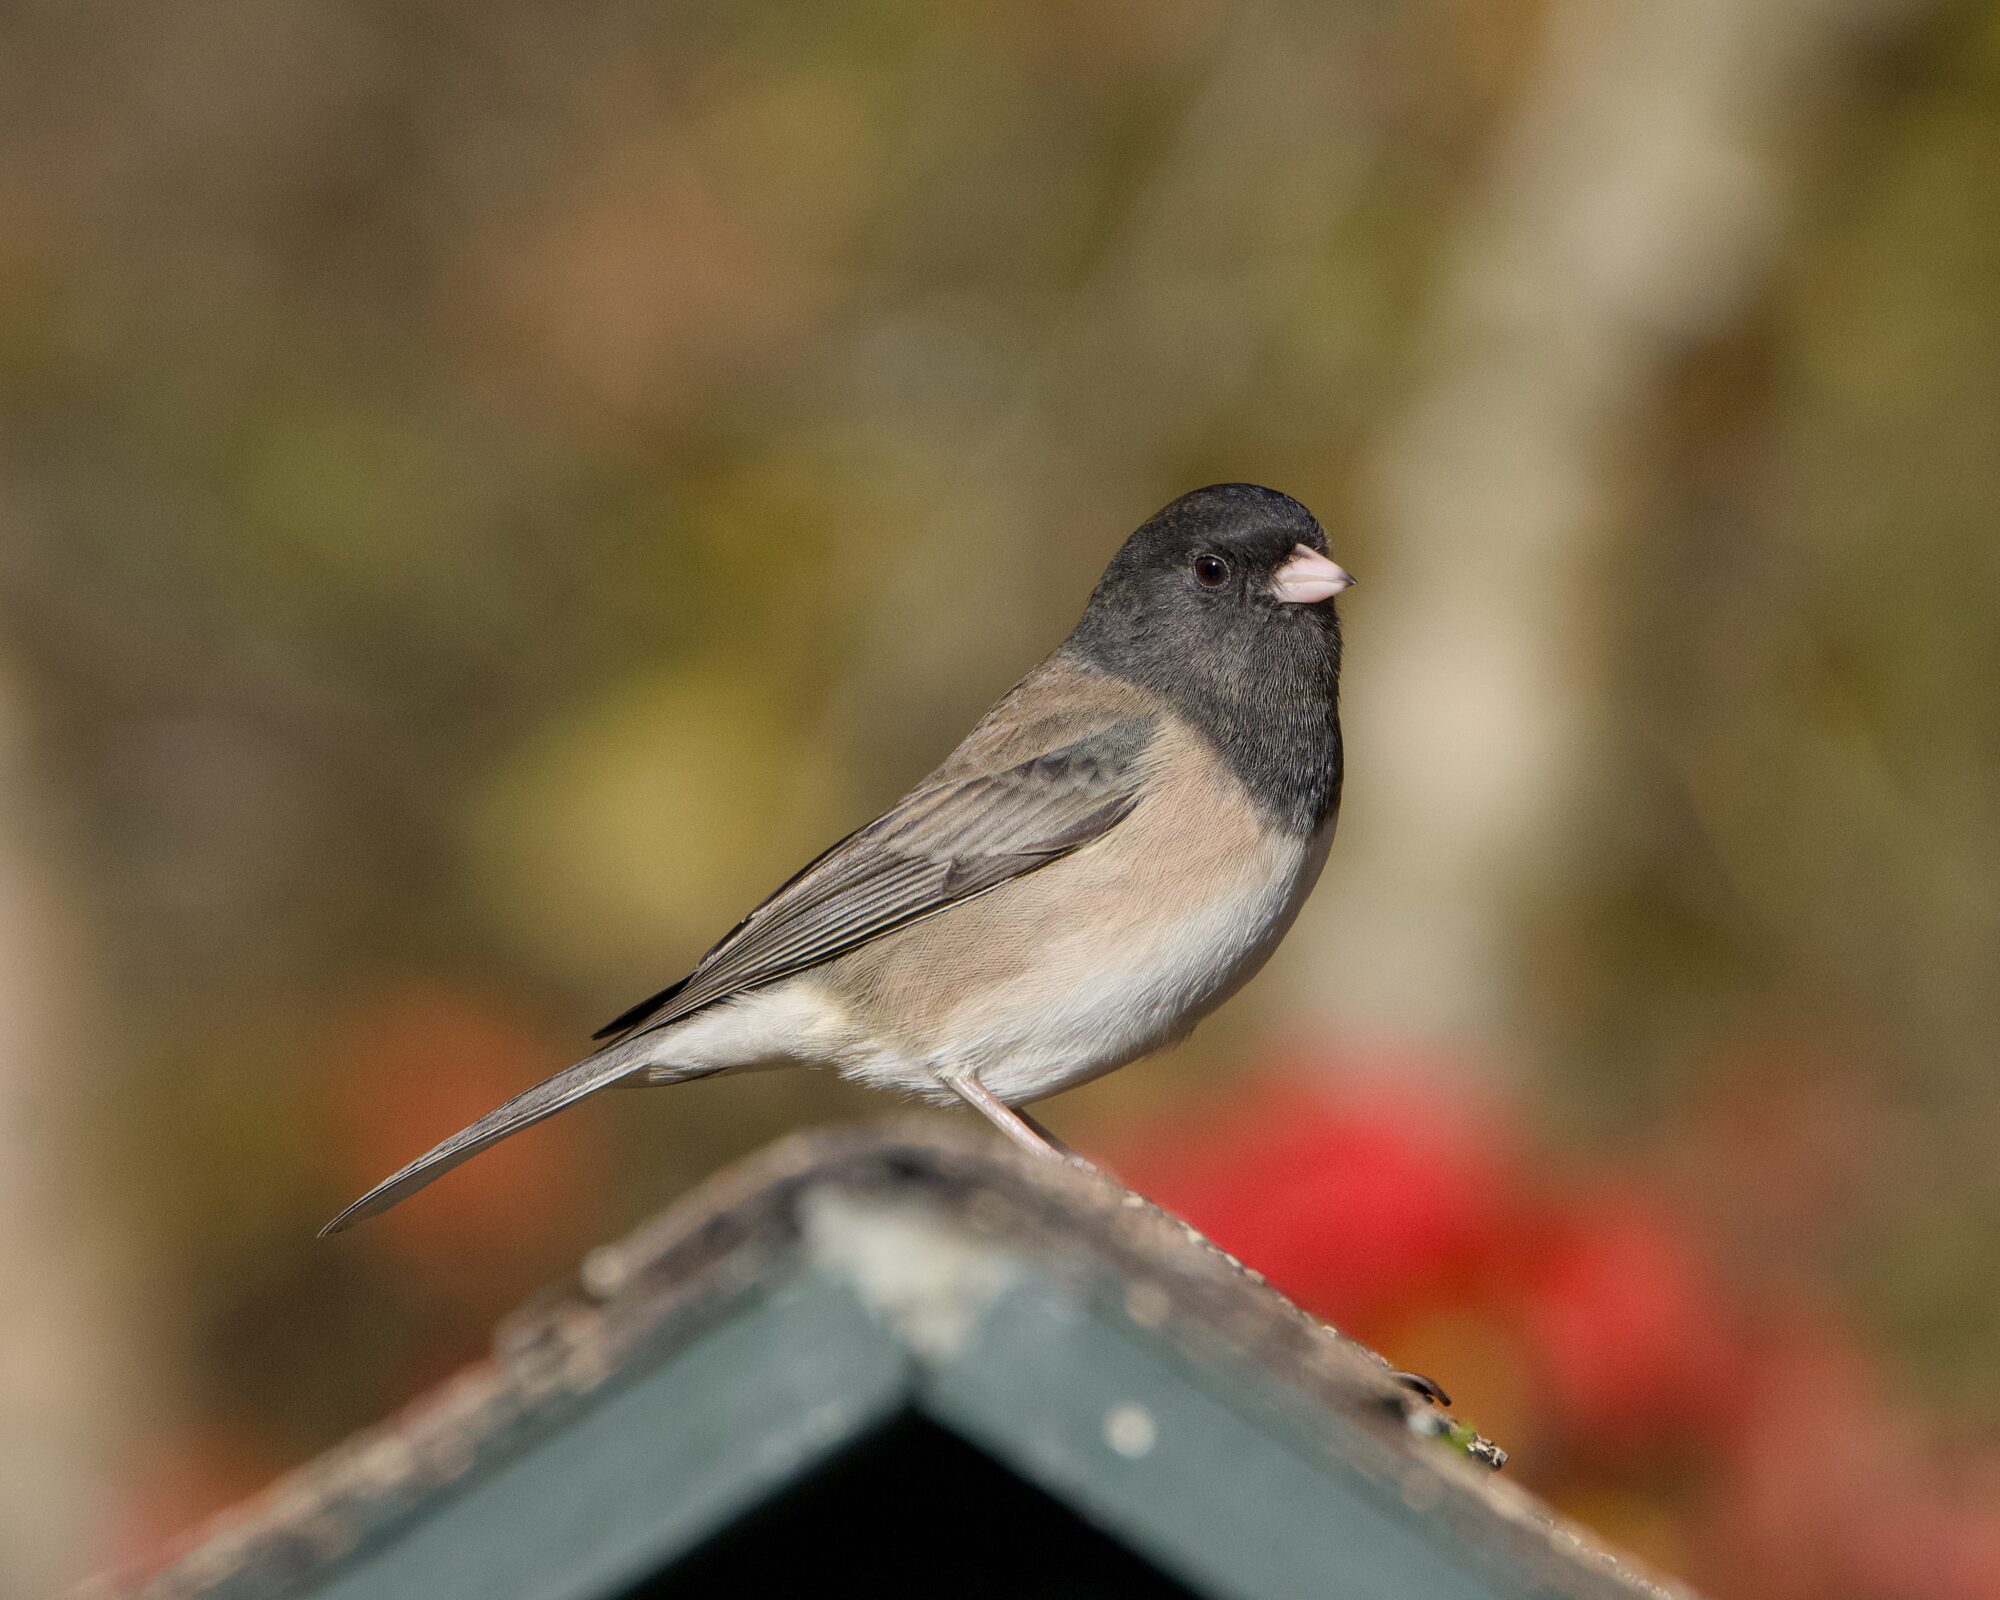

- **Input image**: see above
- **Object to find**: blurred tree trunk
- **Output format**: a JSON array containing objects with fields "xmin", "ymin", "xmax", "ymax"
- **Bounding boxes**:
[
  {"xmin": 1291, "ymin": 0, "xmax": 1927, "ymax": 1065},
  {"xmin": 0, "ymin": 651, "xmax": 135, "ymax": 1595}
]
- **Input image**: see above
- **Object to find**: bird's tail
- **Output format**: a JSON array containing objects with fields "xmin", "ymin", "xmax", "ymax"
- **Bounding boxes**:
[{"xmin": 318, "ymin": 1035, "xmax": 685, "ymax": 1236}]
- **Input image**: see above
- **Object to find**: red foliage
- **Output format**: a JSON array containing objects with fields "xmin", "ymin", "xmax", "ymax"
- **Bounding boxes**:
[
  {"xmin": 1114, "ymin": 1070, "xmax": 1513, "ymax": 1336},
  {"xmin": 1109, "ymin": 1058, "xmax": 2000, "ymax": 1600},
  {"xmin": 1504, "ymin": 1193, "xmax": 1746, "ymax": 1453}
]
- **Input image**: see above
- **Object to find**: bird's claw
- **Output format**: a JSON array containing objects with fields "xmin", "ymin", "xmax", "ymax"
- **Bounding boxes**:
[{"xmin": 1393, "ymin": 1369, "xmax": 1453, "ymax": 1408}]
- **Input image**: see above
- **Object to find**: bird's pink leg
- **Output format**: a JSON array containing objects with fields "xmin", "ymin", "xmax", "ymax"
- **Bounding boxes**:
[{"xmin": 936, "ymin": 1068, "xmax": 1090, "ymax": 1167}]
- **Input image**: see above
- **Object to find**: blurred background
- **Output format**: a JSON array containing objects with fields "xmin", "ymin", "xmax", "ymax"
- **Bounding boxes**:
[{"xmin": 3, "ymin": 0, "xmax": 1998, "ymax": 1595}]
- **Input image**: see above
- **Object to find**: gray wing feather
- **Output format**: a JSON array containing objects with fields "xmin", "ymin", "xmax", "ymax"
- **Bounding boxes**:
[{"xmin": 602, "ymin": 712, "xmax": 1159, "ymax": 1042}]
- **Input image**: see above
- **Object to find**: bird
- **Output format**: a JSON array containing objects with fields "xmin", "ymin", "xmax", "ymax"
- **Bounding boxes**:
[{"xmin": 321, "ymin": 483, "xmax": 1353, "ymax": 1235}]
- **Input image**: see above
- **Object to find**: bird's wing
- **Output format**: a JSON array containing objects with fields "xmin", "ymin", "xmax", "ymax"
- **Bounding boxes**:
[{"xmin": 593, "ymin": 711, "xmax": 1161, "ymax": 1043}]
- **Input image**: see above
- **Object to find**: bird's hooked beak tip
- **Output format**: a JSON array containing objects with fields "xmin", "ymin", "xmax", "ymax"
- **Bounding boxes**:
[{"xmin": 1270, "ymin": 544, "xmax": 1354, "ymax": 605}]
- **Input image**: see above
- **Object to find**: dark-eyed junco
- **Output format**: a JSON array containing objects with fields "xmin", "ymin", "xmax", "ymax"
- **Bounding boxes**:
[{"xmin": 322, "ymin": 484, "xmax": 1352, "ymax": 1234}]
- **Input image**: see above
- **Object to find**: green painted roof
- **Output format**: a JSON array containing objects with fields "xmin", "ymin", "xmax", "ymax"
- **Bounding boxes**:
[{"xmin": 106, "ymin": 1122, "xmax": 1699, "ymax": 1600}]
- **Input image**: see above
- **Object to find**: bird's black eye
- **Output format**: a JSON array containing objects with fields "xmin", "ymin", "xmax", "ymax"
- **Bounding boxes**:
[{"xmin": 1192, "ymin": 553, "xmax": 1231, "ymax": 588}]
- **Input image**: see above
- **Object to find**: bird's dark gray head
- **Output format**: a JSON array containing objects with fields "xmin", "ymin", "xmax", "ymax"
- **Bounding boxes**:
[
  {"xmin": 1067, "ymin": 483, "xmax": 1350, "ymax": 692},
  {"xmin": 1065, "ymin": 483, "xmax": 1351, "ymax": 832}
]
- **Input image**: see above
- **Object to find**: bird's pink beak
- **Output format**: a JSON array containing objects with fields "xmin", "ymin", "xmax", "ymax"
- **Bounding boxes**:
[{"xmin": 1270, "ymin": 545, "xmax": 1354, "ymax": 604}]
